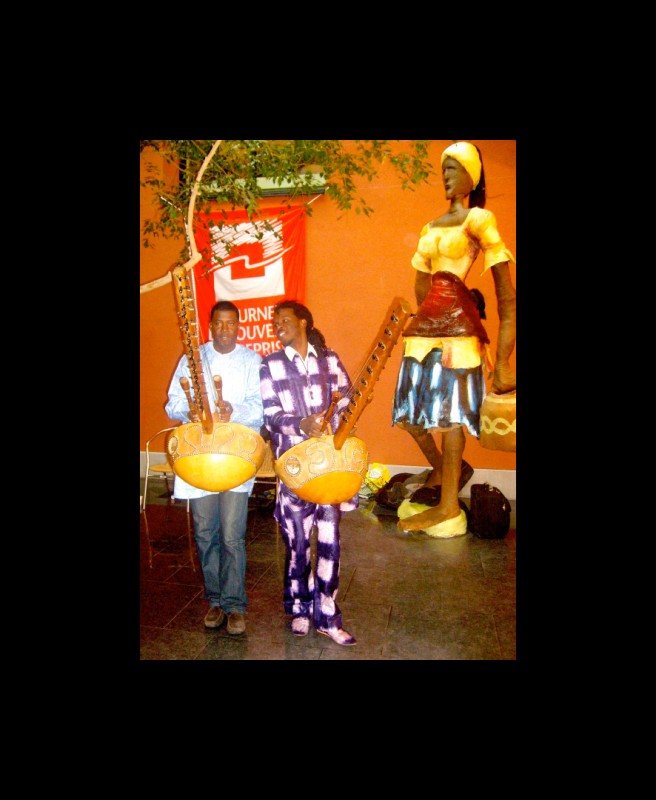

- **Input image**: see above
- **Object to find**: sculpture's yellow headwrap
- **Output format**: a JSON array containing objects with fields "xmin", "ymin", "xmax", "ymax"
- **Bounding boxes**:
[{"xmin": 441, "ymin": 142, "xmax": 481, "ymax": 190}]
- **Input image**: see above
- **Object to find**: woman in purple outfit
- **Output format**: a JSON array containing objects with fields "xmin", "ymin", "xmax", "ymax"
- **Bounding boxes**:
[{"xmin": 260, "ymin": 300, "xmax": 357, "ymax": 646}]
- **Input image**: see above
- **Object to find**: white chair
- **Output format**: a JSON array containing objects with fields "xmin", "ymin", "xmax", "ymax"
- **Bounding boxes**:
[
  {"xmin": 254, "ymin": 440, "xmax": 277, "ymax": 491},
  {"xmin": 141, "ymin": 499, "xmax": 196, "ymax": 571},
  {"xmin": 252, "ymin": 440, "xmax": 279, "ymax": 531},
  {"xmin": 142, "ymin": 427, "xmax": 189, "ymax": 512}
]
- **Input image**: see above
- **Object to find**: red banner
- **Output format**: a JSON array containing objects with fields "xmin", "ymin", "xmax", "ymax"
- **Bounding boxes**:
[{"xmin": 193, "ymin": 205, "xmax": 306, "ymax": 356}]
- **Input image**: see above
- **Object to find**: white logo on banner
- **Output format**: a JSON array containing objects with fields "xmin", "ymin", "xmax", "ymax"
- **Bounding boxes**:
[{"xmin": 209, "ymin": 218, "xmax": 290, "ymax": 301}]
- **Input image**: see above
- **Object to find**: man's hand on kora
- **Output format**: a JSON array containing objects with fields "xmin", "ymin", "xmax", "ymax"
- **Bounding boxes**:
[
  {"xmin": 491, "ymin": 362, "xmax": 516, "ymax": 395},
  {"xmin": 212, "ymin": 402, "xmax": 233, "ymax": 423}
]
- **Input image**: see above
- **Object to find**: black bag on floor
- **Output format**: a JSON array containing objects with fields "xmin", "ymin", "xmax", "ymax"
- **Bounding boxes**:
[{"xmin": 469, "ymin": 483, "xmax": 511, "ymax": 539}]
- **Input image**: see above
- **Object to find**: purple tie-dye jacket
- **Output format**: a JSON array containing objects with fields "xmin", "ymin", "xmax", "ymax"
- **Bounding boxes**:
[{"xmin": 259, "ymin": 347, "xmax": 354, "ymax": 460}]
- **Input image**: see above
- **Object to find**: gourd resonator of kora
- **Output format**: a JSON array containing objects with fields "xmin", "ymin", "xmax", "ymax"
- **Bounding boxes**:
[{"xmin": 167, "ymin": 418, "xmax": 266, "ymax": 492}]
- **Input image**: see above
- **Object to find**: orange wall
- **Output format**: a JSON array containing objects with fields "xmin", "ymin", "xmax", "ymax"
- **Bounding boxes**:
[{"xmin": 140, "ymin": 140, "xmax": 516, "ymax": 472}]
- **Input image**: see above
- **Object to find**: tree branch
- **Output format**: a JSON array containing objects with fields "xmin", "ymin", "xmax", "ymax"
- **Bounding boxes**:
[
  {"xmin": 140, "ymin": 272, "xmax": 173, "ymax": 294},
  {"xmin": 140, "ymin": 140, "xmax": 222, "ymax": 295}
]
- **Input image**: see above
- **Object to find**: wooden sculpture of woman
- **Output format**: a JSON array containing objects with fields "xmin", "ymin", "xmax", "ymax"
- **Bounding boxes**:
[{"xmin": 393, "ymin": 141, "xmax": 516, "ymax": 536}]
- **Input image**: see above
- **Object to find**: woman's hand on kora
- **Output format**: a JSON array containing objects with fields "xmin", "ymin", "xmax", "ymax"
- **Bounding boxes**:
[
  {"xmin": 301, "ymin": 414, "xmax": 327, "ymax": 438},
  {"xmin": 491, "ymin": 362, "xmax": 516, "ymax": 395}
]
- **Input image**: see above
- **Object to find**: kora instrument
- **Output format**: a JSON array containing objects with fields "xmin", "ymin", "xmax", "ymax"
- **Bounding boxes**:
[
  {"xmin": 167, "ymin": 266, "xmax": 265, "ymax": 491},
  {"xmin": 274, "ymin": 297, "xmax": 412, "ymax": 504}
]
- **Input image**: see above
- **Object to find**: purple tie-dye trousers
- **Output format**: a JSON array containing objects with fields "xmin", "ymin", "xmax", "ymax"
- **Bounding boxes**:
[{"xmin": 274, "ymin": 483, "xmax": 343, "ymax": 630}]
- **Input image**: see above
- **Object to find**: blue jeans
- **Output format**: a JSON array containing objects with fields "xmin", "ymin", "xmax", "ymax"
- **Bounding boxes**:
[{"xmin": 190, "ymin": 491, "xmax": 249, "ymax": 614}]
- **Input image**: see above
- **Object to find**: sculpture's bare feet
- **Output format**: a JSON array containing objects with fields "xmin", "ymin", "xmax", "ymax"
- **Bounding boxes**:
[
  {"xmin": 420, "ymin": 461, "xmax": 473, "ymax": 491},
  {"xmin": 397, "ymin": 504, "xmax": 460, "ymax": 532}
]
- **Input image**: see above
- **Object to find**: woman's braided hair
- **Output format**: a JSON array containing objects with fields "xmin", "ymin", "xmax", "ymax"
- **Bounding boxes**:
[{"xmin": 273, "ymin": 300, "xmax": 328, "ymax": 356}]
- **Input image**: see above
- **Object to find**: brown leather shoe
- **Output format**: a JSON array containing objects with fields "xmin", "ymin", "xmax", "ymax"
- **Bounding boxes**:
[
  {"xmin": 227, "ymin": 611, "xmax": 246, "ymax": 635},
  {"xmin": 204, "ymin": 607, "xmax": 225, "ymax": 629}
]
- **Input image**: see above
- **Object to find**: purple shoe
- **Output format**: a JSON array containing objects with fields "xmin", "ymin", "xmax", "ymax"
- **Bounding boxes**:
[
  {"xmin": 291, "ymin": 617, "xmax": 310, "ymax": 637},
  {"xmin": 316, "ymin": 626, "xmax": 357, "ymax": 646}
]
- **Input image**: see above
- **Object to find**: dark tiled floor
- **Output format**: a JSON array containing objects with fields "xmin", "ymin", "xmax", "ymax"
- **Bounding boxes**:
[{"xmin": 139, "ymin": 478, "xmax": 516, "ymax": 661}]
